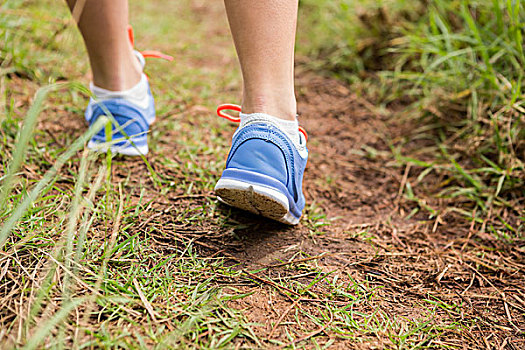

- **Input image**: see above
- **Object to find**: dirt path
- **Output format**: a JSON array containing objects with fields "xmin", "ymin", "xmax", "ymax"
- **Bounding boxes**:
[
  {"xmin": 3, "ymin": 0, "xmax": 523, "ymax": 348},
  {"xmin": 125, "ymin": 3, "xmax": 522, "ymax": 348}
]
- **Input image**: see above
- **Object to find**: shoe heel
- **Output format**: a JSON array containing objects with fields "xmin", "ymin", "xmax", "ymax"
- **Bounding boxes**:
[{"xmin": 215, "ymin": 178, "xmax": 299, "ymax": 225}]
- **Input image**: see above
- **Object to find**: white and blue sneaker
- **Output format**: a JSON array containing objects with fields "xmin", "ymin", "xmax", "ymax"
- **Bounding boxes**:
[
  {"xmin": 85, "ymin": 26, "xmax": 173, "ymax": 156},
  {"xmin": 85, "ymin": 84, "xmax": 155, "ymax": 156},
  {"xmin": 214, "ymin": 104, "xmax": 308, "ymax": 225}
]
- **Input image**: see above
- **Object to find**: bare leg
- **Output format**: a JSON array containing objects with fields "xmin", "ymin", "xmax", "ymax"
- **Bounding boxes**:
[
  {"xmin": 66, "ymin": 0, "xmax": 141, "ymax": 91},
  {"xmin": 224, "ymin": 0, "xmax": 298, "ymax": 121}
]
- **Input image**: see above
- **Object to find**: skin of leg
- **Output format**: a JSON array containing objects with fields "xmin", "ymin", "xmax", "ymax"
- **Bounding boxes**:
[
  {"xmin": 66, "ymin": 0, "xmax": 141, "ymax": 91},
  {"xmin": 224, "ymin": 0, "xmax": 298, "ymax": 121}
]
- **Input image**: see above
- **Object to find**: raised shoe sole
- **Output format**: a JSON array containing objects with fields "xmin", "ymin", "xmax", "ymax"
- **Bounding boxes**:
[{"xmin": 215, "ymin": 177, "xmax": 300, "ymax": 225}]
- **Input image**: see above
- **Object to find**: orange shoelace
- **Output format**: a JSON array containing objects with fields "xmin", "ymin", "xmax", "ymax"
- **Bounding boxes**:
[
  {"xmin": 128, "ymin": 26, "xmax": 174, "ymax": 62},
  {"xmin": 216, "ymin": 104, "xmax": 308, "ymax": 142}
]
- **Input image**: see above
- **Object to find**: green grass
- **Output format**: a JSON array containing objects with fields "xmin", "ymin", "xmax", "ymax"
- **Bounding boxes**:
[
  {"xmin": 299, "ymin": 0, "xmax": 524, "ymax": 235},
  {"xmin": 1, "ymin": 0, "xmax": 521, "ymax": 348}
]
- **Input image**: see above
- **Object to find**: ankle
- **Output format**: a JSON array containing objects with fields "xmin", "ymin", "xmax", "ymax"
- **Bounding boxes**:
[
  {"xmin": 91, "ymin": 53, "xmax": 142, "ymax": 91},
  {"xmin": 241, "ymin": 92, "xmax": 297, "ymax": 121}
]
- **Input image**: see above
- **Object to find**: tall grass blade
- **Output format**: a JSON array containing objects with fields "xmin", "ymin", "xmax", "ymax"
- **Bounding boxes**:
[
  {"xmin": 22, "ymin": 298, "xmax": 85, "ymax": 350},
  {"xmin": 0, "ymin": 86, "xmax": 53, "ymax": 209},
  {"xmin": 460, "ymin": 1, "xmax": 497, "ymax": 89},
  {"xmin": 0, "ymin": 116, "xmax": 107, "ymax": 249}
]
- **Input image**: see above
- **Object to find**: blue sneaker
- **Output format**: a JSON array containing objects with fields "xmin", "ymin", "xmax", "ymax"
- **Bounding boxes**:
[
  {"xmin": 214, "ymin": 104, "xmax": 308, "ymax": 225},
  {"xmin": 85, "ymin": 86, "xmax": 155, "ymax": 156},
  {"xmin": 85, "ymin": 26, "xmax": 173, "ymax": 156}
]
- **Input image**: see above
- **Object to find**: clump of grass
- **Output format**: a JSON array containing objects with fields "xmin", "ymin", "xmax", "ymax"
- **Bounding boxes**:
[
  {"xmin": 298, "ymin": 0, "xmax": 425, "ymax": 74},
  {"xmin": 299, "ymin": 0, "xmax": 524, "ymax": 234},
  {"xmin": 389, "ymin": 0, "xmax": 524, "ymax": 232}
]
